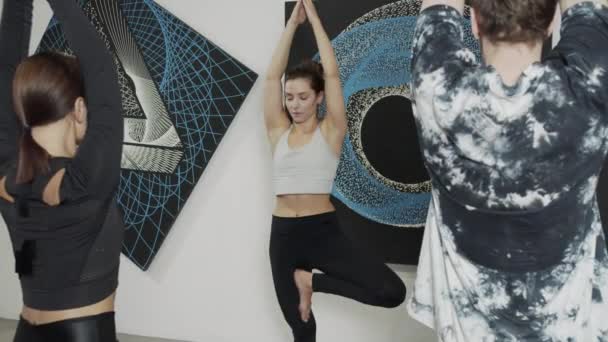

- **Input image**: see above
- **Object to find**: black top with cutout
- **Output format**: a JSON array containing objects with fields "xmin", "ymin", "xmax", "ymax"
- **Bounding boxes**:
[{"xmin": 0, "ymin": 0, "xmax": 124, "ymax": 310}]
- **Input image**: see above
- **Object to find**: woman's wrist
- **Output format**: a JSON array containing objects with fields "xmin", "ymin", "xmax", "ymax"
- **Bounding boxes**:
[
  {"xmin": 307, "ymin": 16, "xmax": 322, "ymax": 28},
  {"xmin": 286, "ymin": 18, "xmax": 301, "ymax": 29}
]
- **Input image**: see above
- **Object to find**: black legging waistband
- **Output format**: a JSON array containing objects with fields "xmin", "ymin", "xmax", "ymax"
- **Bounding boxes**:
[
  {"xmin": 14, "ymin": 312, "xmax": 117, "ymax": 342},
  {"xmin": 272, "ymin": 211, "xmax": 337, "ymax": 224}
]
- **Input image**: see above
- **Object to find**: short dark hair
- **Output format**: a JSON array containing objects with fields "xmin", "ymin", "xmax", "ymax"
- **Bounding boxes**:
[
  {"xmin": 285, "ymin": 60, "xmax": 325, "ymax": 93},
  {"xmin": 470, "ymin": 0, "xmax": 558, "ymax": 43}
]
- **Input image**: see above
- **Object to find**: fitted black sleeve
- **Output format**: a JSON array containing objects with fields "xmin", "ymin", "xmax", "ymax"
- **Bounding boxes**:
[
  {"xmin": 0, "ymin": 0, "xmax": 33, "ymax": 172},
  {"xmin": 47, "ymin": 0, "xmax": 123, "ymax": 200}
]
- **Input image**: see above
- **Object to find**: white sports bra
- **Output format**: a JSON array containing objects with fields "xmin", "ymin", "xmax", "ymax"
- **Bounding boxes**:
[{"xmin": 272, "ymin": 126, "xmax": 339, "ymax": 196}]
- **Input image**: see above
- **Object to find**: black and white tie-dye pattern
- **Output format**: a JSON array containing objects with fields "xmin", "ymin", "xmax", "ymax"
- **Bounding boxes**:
[{"xmin": 406, "ymin": 2, "xmax": 608, "ymax": 341}]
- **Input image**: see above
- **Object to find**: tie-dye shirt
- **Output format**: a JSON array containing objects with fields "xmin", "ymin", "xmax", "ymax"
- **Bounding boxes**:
[{"xmin": 407, "ymin": 2, "xmax": 608, "ymax": 341}]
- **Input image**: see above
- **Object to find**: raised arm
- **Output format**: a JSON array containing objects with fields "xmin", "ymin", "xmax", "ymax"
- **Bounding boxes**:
[
  {"xmin": 0, "ymin": 0, "xmax": 34, "ymax": 169},
  {"xmin": 302, "ymin": 0, "xmax": 347, "ymax": 150},
  {"xmin": 420, "ymin": 0, "xmax": 465, "ymax": 13},
  {"xmin": 550, "ymin": 0, "xmax": 608, "ymax": 105},
  {"xmin": 47, "ymin": 0, "xmax": 123, "ymax": 198},
  {"xmin": 265, "ymin": 1, "xmax": 307, "ymax": 145}
]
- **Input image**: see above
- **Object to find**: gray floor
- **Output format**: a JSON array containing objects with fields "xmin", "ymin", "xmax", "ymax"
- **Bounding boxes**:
[{"xmin": 0, "ymin": 319, "xmax": 186, "ymax": 342}]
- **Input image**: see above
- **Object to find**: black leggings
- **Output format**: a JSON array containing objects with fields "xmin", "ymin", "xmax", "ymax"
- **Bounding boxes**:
[
  {"xmin": 269, "ymin": 212, "xmax": 406, "ymax": 342},
  {"xmin": 13, "ymin": 312, "xmax": 117, "ymax": 342}
]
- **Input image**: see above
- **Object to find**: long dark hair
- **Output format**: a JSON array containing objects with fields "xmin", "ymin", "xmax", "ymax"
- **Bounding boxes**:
[{"xmin": 12, "ymin": 52, "xmax": 84, "ymax": 184}]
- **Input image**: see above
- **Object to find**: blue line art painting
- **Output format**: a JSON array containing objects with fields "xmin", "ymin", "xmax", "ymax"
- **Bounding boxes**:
[{"xmin": 39, "ymin": 0, "xmax": 258, "ymax": 270}]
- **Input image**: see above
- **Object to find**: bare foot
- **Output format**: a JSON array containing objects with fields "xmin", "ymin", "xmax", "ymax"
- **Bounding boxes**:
[{"xmin": 294, "ymin": 269, "xmax": 313, "ymax": 322}]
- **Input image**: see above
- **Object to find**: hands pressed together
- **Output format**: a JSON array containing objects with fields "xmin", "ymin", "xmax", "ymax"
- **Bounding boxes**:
[{"xmin": 288, "ymin": 0, "xmax": 321, "ymax": 28}]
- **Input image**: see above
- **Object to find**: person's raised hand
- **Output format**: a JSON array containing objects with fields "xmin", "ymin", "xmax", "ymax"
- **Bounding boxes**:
[
  {"xmin": 302, "ymin": 0, "xmax": 321, "ymax": 24},
  {"xmin": 288, "ymin": 0, "xmax": 307, "ymax": 27}
]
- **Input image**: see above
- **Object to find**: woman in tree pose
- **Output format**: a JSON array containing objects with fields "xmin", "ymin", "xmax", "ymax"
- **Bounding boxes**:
[{"xmin": 265, "ymin": 1, "xmax": 406, "ymax": 341}]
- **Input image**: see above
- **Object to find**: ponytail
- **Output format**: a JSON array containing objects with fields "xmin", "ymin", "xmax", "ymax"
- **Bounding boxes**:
[
  {"xmin": 12, "ymin": 52, "xmax": 83, "ymax": 184},
  {"xmin": 17, "ymin": 128, "xmax": 50, "ymax": 184}
]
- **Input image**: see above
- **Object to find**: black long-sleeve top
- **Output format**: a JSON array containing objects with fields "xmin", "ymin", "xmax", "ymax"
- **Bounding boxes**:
[
  {"xmin": 0, "ymin": 0, "xmax": 125, "ymax": 310},
  {"xmin": 0, "ymin": 0, "xmax": 31, "ymax": 171}
]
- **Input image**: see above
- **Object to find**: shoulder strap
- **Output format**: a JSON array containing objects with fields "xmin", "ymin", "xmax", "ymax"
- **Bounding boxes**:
[{"xmin": 274, "ymin": 126, "xmax": 292, "ymax": 154}]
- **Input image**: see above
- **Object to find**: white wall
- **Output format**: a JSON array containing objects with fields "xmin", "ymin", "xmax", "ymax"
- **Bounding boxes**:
[{"xmin": 0, "ymin": 1, "xmax": 435, "ymax": 341}]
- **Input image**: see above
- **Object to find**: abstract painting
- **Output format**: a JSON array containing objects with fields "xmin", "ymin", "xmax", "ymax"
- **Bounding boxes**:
[{"xmin": 39, "ymin": 0, "xmax": 258, "ymax": 270}]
